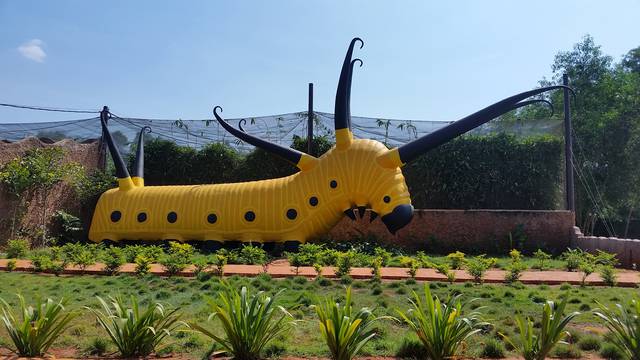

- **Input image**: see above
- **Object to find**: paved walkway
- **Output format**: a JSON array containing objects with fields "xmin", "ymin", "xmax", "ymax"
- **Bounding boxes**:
[{"xmin": 1, "ymin": 258, "xmax": 638, "ymax": 287}]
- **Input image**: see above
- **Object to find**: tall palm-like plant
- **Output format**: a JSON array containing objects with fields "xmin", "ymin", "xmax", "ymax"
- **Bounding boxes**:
[
  {"xmin": 86, "ymin": 295, "xmax": 182, "ymax": 357},
  {"xmin": 594, "ymin": 297, "xmax": 640, "ymax": 360},
  {"xmin": 189, "ymin": 284, "xmax": 294, "ymax": 360},
  {"xmin": 312, "ymin": 286, "xmax": 386, "ymax": 360},
  {"xmin": 0, "ymin": 295, "xmax": 77, "ymax": 357},
  {"xmin": 397, "ymin": 285, "xmax": 487, "ymax": 360},
  {"xmin": 501, "ymin": 297, "xmax": 579, "ymax": 360}
]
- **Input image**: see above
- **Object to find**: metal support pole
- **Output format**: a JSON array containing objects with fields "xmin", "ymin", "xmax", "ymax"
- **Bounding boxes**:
[
  {"xmin": 307, "ymin": 83, "xmax": 314, "ymax": 155},
  {"xmin": 98, "ymin": 105, "xmax": 109, "ymax": 170},
  {"xmin": 563, "ymin": 74, "xmax": 575, "ymax": 212}
]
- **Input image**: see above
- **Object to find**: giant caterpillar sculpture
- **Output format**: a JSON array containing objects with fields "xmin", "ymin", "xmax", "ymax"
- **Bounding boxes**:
[{"xmin": 89, "ymin": 38, "xmax": 570, "ymax": 249}]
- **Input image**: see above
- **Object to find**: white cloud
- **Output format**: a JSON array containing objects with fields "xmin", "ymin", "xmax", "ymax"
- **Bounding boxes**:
[{"xmin": 18, "ymin": 39, "xmax": 46, "ymax": 63}]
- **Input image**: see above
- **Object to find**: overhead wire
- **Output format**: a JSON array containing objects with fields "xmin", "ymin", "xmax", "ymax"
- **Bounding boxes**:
[{"xmin": 0, "ymin": 102, "xmax": 99, "ymax": 114}]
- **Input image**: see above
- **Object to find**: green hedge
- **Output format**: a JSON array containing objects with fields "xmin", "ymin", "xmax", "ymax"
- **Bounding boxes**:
[
  {"xmin": 137, "ymin": 134, "xmax": 562, "ymax": 210},
  {"xmin": 404, "ymin": 134, "xmax": 563, "ymax": 210}
]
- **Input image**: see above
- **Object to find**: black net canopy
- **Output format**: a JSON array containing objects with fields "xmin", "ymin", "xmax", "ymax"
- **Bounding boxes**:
[{"xmin": 0, "ymin": 111, "xmax": 561, "ymax": 154}]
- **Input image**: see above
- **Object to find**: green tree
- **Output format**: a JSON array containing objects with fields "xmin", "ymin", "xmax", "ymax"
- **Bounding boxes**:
[
  {"xmin": 0, "ymin": 157, "xmax": 33, "ymax": 237},
  {"xmin": 24, "ymin": 148, "xmax": 83, "ymax": 246},
  {"xmin": 539, "ymin": 35, "xmax": 640, "ymax": 235}
]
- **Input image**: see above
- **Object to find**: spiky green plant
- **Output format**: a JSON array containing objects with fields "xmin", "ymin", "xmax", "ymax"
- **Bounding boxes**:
[
  {"xmin": 0, "ymin": 295, "xmax": 77, "ymax": 357},
  {"xmin": 501, "ymin": 297, "xmax": 579, "ymax": 360},
  {"xmin": 313, "ymin": 286, "xmax": 386, "ymax": 360},
  {"xmin": 86, "ymin": 295, "xmax": 182, "ymax": 357},
  {"xmin": 594, "ymin": 297, "xmax": 640, "ymax": 359},
  {"xmin": 189, "ymin": 284, "xmax": 294, "ymax": 360},
  {"xmin": 396, "ymin": 284, "xmax": 488, "ymax": 360}
]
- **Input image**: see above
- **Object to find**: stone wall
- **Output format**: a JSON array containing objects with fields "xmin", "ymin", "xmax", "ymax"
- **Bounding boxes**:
[
  {"xmin": 572, "ymin": 227, "xmax": 640, "ymax": 268},
  {"xmin": 0, "ymin": 137, "xmax": 102, "ymax": 244},
  {"xmin": 329, "ymin": 209, "xmax": 575, "ymax": 254}
]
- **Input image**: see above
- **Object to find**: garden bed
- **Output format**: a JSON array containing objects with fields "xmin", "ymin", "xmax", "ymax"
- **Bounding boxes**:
[
  {"xmin": 1, "ymin": 258, "xmax": 639, "ymax": 287},
  {"xmin": 0, "ymin": 273, "xmax": 632, "ymax": 360}
]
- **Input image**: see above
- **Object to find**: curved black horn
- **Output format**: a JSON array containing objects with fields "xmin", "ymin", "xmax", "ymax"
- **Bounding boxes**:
[
  {"xmin": 131, "ymin": 126, "xmax": 151, "ymax": 179},
  {"xmin": 238, "ymin": 119, "xmax": 247, "ymax": 132},
  {"xmin": 346, "ymin": 58, "xmax": 363, "ymax": 130},
  {"xmin": 510, "ymin": 99, "xmax": 554, "ymax": 117},
  {"xmin": 214, "ymin": 106, "xmax": 313, "ymax": 166},
  {"xmin": 393, "ymin": 86, "xmax": 574, "ymax": 164},
  {"xmin": 99, "ymin": 106, "xmax": 130, "ymax": 179},
  {"xmin": 334, "ymin": 38, "xmax": 364, "ymax": 132}
]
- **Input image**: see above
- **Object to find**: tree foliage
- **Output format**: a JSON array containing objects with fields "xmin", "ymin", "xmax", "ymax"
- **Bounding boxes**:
[{"xmin": 546, "ymin": 36, "xmax": 639, "ymax": 235}]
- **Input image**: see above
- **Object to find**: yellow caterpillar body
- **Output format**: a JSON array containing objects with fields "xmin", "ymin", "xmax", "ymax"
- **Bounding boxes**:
[
  {"xmin": 89, "ymin": 138, "xmax": 410, "ymax": 243},
  {"xmin": 88, "ymin": 38, "xmax": 571, "ymax": 245}
]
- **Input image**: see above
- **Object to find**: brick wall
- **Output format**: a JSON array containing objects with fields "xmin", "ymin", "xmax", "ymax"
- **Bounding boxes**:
[
  {"xmin": 0, "ymin": 137, "xmax": 102, "ymax": 244},
  {"xmin": 328, "ymin": 209, "xmax": 575, "ymax": 254},
  {"xmin": 572, "ymin": 227, "xmax": 640, "ymax": 268}
]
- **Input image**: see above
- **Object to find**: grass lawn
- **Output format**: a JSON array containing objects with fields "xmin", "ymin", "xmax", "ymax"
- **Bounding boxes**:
[{"xmin": 0, "ymin": 272, "xmax": 633, "ymax": 359}]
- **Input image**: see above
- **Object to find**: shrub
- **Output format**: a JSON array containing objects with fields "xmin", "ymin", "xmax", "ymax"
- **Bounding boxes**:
[
  {"xmin": 51, "ymin": 210, "xmax": 83, "ymax": 243},
  {"xmin": 562, "ymin": 248, "xmax": 583, "ymax": 272},
  {"xmin": 594, "ymin": 250, "xmax": 619, "ymax": 267},
  {"xmin": 578, "ymin": 335, "xmax": 601, "ymax": 351},
  {"xmin": 505, "ymin": 251, "xmax": 527, "ymax": 284},
  {"xmin": 395, "ymin": 337, "xmax": 426, "ymax": 359},
  {"xmin": 313, "ymin": 263, "xmax": 323, "ymax": 278},
  {"xmin": 465, "ymin": 255, "xmax": 496, "ymax": 283},
  {"xmin": 6, "ymin": 259, "xmax": 16, "ymax": 272},
  {"xmin": 373, "ymin": 247, "xmax": 392, "ymax": 266},
  {"xmin": 239, "ymin": 245, "xmax": 268, "ymax": 265},
  {"xmin": 87, "ymin": 295, "xmax": 182, "ymax": 357},
  {"xmin": 446, "ymin": 251, "xmax": 465, "ymax": 269},
  {"xmin": 396, "ymin": 284, "xmax": 488, "ymax": 360},
  {"xmin": 159, "ymin": 249, "xmax": 189, "ymax": 276},
  {"xmin": 287, "ymin": 252, "xmax": 303, "ymax": 275},
  {"xmin": 190, "ymin": 285, "xmax": 294, "ymax": 360},
  {"xmin": 371, "ymin": 257, "xmax": 383, "ymax": 282},
  {"xmin": 85, "ymin": 337, "xmax": 109, "ymax": 356},
  {"xmin": 212, "ymin": 253, "xmax": 227, "ymax": 276},
  {"xmin": 578, "ymin": 258, "xmax": 596, "ymax": 286},
  {"xmin": 501, "ymin": 297, "xmax": 580, "ymax": 360},
  {"xmin": 30, "ymin": 250, "xmax": 54, "ymax": 272},
  {"xmin": 509, "ymin": 249, "xmax": 522, "ymax": 262},
  {"xmin": 320, "ymin": 248, "xmax": 341, "ymax": 266},
  {"xmin": 600, "ymin": 342, "xmax": 626, "ymax": 360},
  {"xmin": 600, "ymin": 265, "xmax": 617, "ymax": 286},
  {"xmin": 336, "ymin": 251, "xmax": 355, "ymax": 278},
  {"xmin": 71, "ymin": 246, "xmax": 95, "ymax": 273},
  {"xmin": 481, "ymin": 338, "xmax": 506, "ymax": 358},
  {"xmin": 193, "ymin": 258, "xmax": 210, "ymax": 276},
  {"xmin": 594, "ymin": 297, "xmax": 640, "ymax": 360},
  {"xmin": 134, "ymin": 254, "xmax": 152, "ymax": 276},
  {"xmin": 505, "ymin": 262, "xmax": 527, "ymax": 283},
  {"xmin": 98, "ymin": 246, "xmax": 121, "ymax": 274},
  {"xmin": 0, "ymin": 295, "xmax": 78, "ymax": 357},
  {"xmin": 533, "ymin": 249, "xmax": 551, "ymax": 270},
  {"xmin": 407, "ymin": 258, "xmax": 420, "ymax": 279},
  {"xmin": 297, "ymin": 243, "xmax": 324, "ymax": 265},
  {"xmin": 6, "ymin": 238, "xmax": 29, "ymax": 259},
  {"xmin": 552, "ymin": 344, "xmax": 582, "ymax": 358},
  {"xmin": 313, "ymin": 286, "xmax": 384, "ymax": 360}
]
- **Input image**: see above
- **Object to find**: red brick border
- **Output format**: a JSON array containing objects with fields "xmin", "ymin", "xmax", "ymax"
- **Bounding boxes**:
[{"xmin": 1, "ymin": 259, "xmax": 639, "ymax": 287}]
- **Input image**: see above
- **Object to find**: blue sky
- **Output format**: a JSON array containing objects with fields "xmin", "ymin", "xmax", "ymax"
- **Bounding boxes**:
[{"xmin": 0, "ymin": 1, "xmax": 638, "ymax": 124}]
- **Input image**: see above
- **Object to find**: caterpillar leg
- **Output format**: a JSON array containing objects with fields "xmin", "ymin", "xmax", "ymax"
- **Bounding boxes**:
[
  {"xmin": 197, "ymin": 240, "xmax": 223, "ymax": 253},
  {"xmin": 224, "ymin": 240, "xmax": 242, "ymax": 249},
  {"xmin": 262, "ymin": 242, "xmax": 276, "ymax": 252},
  {"xmin": 283, "ymin": 241, "xmax": 301, "ymax": 252}
]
